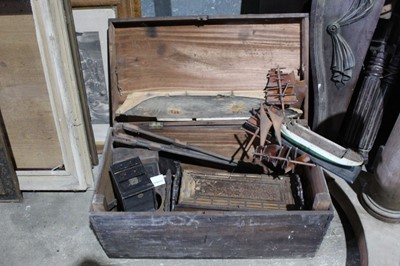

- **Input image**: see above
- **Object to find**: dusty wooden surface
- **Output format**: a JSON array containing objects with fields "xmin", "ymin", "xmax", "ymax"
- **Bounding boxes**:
[
  {"xmin": 0, "ymin": 14, "xmax": 63, "ymax": 169},
  {"xmin": 90, "ymin": 210, "xmax": 332, "ymax": 258},
  {"xmin": 91, "ymin": 15, "xmax": 334, "ymax": 259},
  {"xmin": 109, "ymin": 15, "xmax": 308, "ymax": 120},
  {"xmin": 91, "ymin": 128, "xmax": 333, "ymax": 258}
]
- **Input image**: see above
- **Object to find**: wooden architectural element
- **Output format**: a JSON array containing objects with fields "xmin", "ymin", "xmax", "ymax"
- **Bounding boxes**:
[
  {"xmin": 342, "ymin": 20, "xmax": 400, "ymax": 162},
  {"xmin": 0, "ymin": 109, "xmax": 22, "ymax": 202},
  {"xmin": 0, "ymin": 12, "xmax": 63, "ymax": 170},
  {"xmin": 71, "ymin": 0, "xmax": 142, "ymax": 17},
  {"xmin": 326, "ymin": 0, "xmax": 374, "ymax": 87},
  {"xmin": 15, "ymin": 0, "xmax": 95, "ymax": 190},
  {"xmin": 310, "ymin": 0, "xmax": 385, "ymax": 139}
]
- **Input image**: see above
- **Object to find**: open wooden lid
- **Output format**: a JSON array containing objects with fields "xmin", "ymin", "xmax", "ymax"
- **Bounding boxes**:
[{"xmin": 108, "ymin": 14, "xmax": 309, "ymax": 119}]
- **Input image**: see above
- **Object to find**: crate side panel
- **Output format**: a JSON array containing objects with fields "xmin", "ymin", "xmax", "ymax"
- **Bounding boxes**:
[{"xmin": 90, "ymin": 211, "xmax": 332, "ymax": 258}]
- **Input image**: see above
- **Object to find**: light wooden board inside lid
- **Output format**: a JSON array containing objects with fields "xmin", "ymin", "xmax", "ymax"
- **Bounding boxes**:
[{"xmin": 109, "ymin": 15, "xmax": 308, "ymax": 118}]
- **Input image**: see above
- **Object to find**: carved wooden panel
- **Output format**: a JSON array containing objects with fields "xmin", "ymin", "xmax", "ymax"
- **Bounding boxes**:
[{"xmin": 310, "ymin": 0, "xmax": 385, "ymax": 140}]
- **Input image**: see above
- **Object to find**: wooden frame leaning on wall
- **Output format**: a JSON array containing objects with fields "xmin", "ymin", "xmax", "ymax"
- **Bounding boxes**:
[{"xmin": 18, "ymin": 0, "xmax": 95, "ymax": 191}]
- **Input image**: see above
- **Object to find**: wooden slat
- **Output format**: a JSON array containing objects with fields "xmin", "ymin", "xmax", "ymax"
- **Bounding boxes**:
[{"xmin": 0, "ymin": 14, "xmax": 63, "ymax": 169}]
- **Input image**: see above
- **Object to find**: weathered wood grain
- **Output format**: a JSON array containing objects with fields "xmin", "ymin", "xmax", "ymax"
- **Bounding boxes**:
[
  {"xmin": 91, "ymin": 130, "xmax": 333, "ymax": 258},
  {"xmin": 90, "ymin": 15, "xmax": 333, "ymax": 259},
  {"xmin": 0, "ymin": 14, "xmax": 63, "ymax": 169},
  {"xmin": 90, "ymin": 210, "xmax": 332, "ymax": 258},
  {"xmin": 109, "ymin": 15, "xmax": 308, "ymax": 120}
]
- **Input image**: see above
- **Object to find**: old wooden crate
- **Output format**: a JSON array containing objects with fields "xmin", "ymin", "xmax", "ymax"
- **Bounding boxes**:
[{"xmin": 89, "ymin": 14, "xmax": 333, "ymax": 259}]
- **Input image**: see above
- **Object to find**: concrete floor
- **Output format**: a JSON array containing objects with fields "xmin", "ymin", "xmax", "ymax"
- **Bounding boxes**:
[
  {"xmin": 2, "ymin": 172, "xmax": 400, "ymax": 266},
  {"xmin": 0, "ymin": 189, "xmax": 346, "ymax": 266}
]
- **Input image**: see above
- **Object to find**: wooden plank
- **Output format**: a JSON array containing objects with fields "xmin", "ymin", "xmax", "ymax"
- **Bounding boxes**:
[
  {"xmin": 0, "ymin": 14, "xmax": 63, "ymax": 169},
  {"xmin": 116, "ymin": 24, "xmax": 300, "ymax": 93},
  {"xmin": 90, "ymin": 211, "xmax": 332, "ymax": 258},
  {"xmin": 0, "ymin": 109, "xmax": 22, "ymax": 202},
  {"xmin": 109, "ymin": 15, "xmax": 307, "ymax": 118}
]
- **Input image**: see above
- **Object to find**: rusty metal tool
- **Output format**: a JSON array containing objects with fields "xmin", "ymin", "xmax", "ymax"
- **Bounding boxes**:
[{"xmin": 114, "ymin": 132, "xmax": 238, "ymax": 167}]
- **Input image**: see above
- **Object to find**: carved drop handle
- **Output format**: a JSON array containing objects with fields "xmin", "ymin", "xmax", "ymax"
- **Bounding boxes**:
[{"xmin": 327, "ymin": 0, "xmax": 374, "ymax": 87}]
